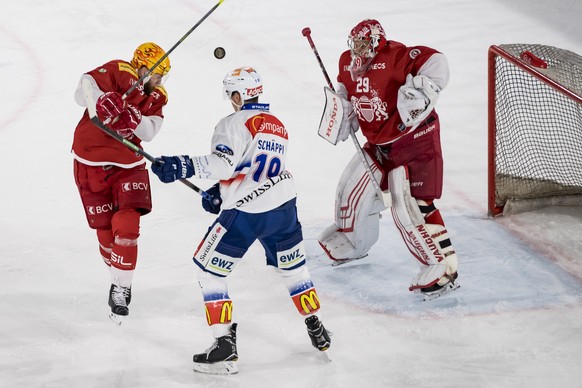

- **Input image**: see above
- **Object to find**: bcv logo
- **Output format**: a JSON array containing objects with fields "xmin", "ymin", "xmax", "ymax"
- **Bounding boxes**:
[
  {"xmin": 122, "ymin": 182, "xmax": 149, "ymax": 192},
  {"xmin": 87, "ymin": 203, "xmax": 113, "ymax": 215}
]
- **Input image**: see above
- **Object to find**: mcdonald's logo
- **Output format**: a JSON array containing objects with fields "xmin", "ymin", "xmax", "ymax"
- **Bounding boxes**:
[
  {"xmin": 299, "ymin": 290, "xmax": 320, "ymax": 315},
  {"xmin": 204, "ymin": 300, "xmax": 233, "ymax": 325},
  {"xmin": 220, "ymin": 301, "xmax": 233, "ymax": 323}
]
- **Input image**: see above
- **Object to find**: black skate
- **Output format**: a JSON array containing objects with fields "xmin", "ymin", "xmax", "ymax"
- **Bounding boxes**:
[
  {"xmin": 193, "ymin": 323, "xmax": 238, "ymax": 375},
  {"xmin": 420, "ymin": 272, "xmax": 460, "ymax": 301},
  {"xmin": 305, "ymin": 316, "xmax": 331, "ymax": 351},
  {"xmin": 108, "ymin": 284, "xmax": 131, "ymax": 325}
]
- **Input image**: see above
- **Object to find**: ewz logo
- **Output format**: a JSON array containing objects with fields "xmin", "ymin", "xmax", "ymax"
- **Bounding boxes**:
[
  {"xmin": 278, "ymin": 244, "xmax": 305, "ymax": 268},
  {"xmin": 211, "ymin": 256, "xmax": 234, "ymax": 270}
]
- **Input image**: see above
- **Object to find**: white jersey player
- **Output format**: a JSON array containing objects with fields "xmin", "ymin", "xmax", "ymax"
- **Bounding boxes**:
[{"xmin": 151, "ymin": 67, "xmax": 331, "ymax": 374}]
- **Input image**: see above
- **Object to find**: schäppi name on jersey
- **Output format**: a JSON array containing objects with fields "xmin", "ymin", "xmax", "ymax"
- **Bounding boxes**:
[
  {"xmin": 235, "ymin": 171, "xmax": 293, "ymax": 208},
  {"xmin": 257, "ymin": 139, "xmax": 285, "ymax": 154}
]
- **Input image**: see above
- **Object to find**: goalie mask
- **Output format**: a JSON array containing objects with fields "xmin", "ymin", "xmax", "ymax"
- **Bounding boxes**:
[
  {"xmin": 223, "ymin": 67, "xmax": 263, "ymax": 101},
  {"xmin": 347, "ymin": 19, "xmax": 387, "ymax": 81}
]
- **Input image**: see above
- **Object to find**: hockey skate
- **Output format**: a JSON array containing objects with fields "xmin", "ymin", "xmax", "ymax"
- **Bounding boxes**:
[
  {"xmin": 193, "ymin": 323, "xmax": 239, "ymax": 375},
  {"xmin": 108, "ymin": 284, "xmax": 131, "ymax": 325},
  {"xmin": 305, "ymin": 316, "xmax": 331, "ymax": 351},
  {"xmin": 418, "ymin": 273, "xmax": 460, "ymax": 301}
]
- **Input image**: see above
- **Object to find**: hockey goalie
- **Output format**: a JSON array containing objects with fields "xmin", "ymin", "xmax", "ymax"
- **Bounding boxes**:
[{"xmin": 317, "ymin": 19, "xmax": 459, "ymax": 300}]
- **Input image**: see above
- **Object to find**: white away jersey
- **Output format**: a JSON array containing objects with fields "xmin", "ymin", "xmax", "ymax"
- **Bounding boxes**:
[{"xmin": 191, "ymin": 103, "xmax": 297, "ymax": 213}]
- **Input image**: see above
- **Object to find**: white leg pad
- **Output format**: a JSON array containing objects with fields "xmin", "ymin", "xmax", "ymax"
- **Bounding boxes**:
[
  {"xmin": 389, "ymin": 166, "xmax": 443, "ymax": 266},
  {"xmin": 318, "ymin": 151, "xmax": 388, "ymax": 261},
  {"xmin": 318, "ymin": 224, "xmax": 367, "ymax": 260},
  {"xmin": 388, "ymin": 166, "xmax": 458, "ymax": 290},
  {"xmin": 409, "ymin": 263, "xmax": 447, "ymax": 290}
]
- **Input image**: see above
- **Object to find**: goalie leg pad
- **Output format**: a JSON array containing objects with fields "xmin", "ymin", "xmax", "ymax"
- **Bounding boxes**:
[
  {"xmin": 319, "ymin": 151, "xmax": 387, "ymax": 261},
  {"xmin": 420, "ymin": 200, "xmax": 459, "ymax": 285},
  {"xmin": 389, "ymin": 165, "xmax": 441, "ymax": 265},
  {"xmin": 389, "ymin": 166, "xmax": 459, "ymax": 290}
]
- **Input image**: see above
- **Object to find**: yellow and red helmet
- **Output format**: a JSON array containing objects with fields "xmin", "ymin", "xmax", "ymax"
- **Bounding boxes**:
[{"xmin": 131, "ymin": 42, "xmax": 171, "ymax": 76}]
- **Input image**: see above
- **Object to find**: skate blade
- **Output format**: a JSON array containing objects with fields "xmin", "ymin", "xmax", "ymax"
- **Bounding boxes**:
[
  {"xmin": 331, "ymin": 255, "xmax": 368, "ymax": 267},
  {"xmin": 318, "ymin": 348, "xmax": 332, "ymax": 363},
  {"xmin": 109, "ymin": 312, "xmax": 125, "ymax": 326},
  {"xmin": 421, "ymin": 282, "xmax": 461, "ymax": 302},
  {"xmin": 193, "ymin": 361, "xmax": 238, "ymax": 375}
]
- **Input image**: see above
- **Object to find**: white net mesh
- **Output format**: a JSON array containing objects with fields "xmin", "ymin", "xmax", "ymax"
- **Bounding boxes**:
[{"xmin": 492, "ymin": 44, "xmax": 582, "ymax": 214}]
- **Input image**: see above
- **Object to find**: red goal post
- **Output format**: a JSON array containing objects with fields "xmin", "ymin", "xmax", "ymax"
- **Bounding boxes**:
[{"xmin": 488, "ymin": 44, "xmax": 582, "ymax": 216}]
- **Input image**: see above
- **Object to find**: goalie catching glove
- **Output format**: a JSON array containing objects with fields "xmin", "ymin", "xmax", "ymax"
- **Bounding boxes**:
[{"xmin": 397, "ymin": 74, "xmax": 440, "ymax": 128}]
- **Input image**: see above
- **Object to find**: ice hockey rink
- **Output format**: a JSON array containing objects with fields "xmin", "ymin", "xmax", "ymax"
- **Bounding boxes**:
[{"xmin": 1, "ymin": 0, "xmax": 582, "ymax": 387}]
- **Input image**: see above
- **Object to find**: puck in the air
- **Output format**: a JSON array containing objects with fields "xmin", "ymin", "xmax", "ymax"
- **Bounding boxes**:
[{"xmin": 214, "ymin": 47, "xmax": 226, "ymax": 59}]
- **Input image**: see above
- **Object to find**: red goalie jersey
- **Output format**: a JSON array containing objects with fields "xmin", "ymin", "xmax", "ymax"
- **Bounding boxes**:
[{"xmin": 337, "ymin": 41, "xmax": 448, "ymax": 145}]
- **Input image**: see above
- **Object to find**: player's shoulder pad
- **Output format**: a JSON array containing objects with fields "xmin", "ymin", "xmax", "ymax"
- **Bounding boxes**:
[{"xmin": 117, "ymin": 62, "xmax": 138, "ymax": 77}]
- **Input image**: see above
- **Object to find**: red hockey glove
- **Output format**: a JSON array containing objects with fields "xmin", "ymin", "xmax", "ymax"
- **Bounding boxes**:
[
  {"xmin": 109, "ymin": 105, "xmax": 142, "ymax": 139},
  {"xmin": 96, "ymin": 91, "xmax": 126, "ymax": 122}
]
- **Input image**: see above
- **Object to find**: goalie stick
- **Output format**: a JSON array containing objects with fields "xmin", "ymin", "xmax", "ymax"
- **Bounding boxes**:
[{"xmin": 301, "ymin": 27, "xmax": 391, "ymax": 208}]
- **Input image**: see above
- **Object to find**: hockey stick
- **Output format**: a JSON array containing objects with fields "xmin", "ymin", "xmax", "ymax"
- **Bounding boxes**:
[
  {"xmin": 84, "ymin": 1, "xmax": 226, "ymax": 202},
  {"xmin": 301, "ymin": 27, "xmax": 391, "ymax": 207},
  {"xmin": 124, "ymin": 0, "xmax": 225, "ymax": 98},
  {"xmin": 82, "ymin": 78, "xmax": 214, "ymax": 202}
]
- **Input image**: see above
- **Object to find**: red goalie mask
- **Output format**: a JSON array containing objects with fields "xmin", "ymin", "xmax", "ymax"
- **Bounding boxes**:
[{"xmin": 347, "ymin": 19, "xmax": 387, "ymax": 80}]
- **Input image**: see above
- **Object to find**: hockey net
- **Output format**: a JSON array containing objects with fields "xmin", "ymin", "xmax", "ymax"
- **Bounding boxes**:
[{"xmin": 488, "ymin": 44, "xmax": 582, "ymax": 216}]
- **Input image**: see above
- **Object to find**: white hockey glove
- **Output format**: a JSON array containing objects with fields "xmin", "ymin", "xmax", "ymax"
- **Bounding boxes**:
[{"xmin": 397, "ymin": 74, "xmax": 441, "ymax": 128}]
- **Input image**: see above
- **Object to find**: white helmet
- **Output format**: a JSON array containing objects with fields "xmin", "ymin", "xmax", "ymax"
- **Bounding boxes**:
[{"xmin": 223, "ymin": 67, "xmax": 263, "ymax": 101}]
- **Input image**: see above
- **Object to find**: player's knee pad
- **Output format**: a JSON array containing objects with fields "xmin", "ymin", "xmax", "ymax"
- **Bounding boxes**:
[
  {"xmin": 109, "ymin": 209, "xmax": 139, "ymax": 270},
  {"xmin": 116, "ymin": 167, "xmax": 152, "ymax": 215},
  {"xmin": 319, "ymin": 151, "xmax": 387, "ymax": 260}
]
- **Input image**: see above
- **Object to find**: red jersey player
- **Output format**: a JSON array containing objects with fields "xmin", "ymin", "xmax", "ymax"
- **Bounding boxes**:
[
  {"xmin": 72, "ymin": 42, "xmax": 170, "ymax": 323},
  {"xmin": 318, "ymin": 19, "xmax": 459, "ymax": 300}
]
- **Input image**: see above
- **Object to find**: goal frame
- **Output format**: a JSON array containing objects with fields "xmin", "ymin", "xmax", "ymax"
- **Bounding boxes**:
[{"xmin": 487, "ymin": 44, "xmax": 582, "ymax": 217}]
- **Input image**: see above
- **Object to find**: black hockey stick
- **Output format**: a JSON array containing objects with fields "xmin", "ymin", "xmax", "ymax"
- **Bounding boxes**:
[
  {"xmin": 301, "ymin": 27, "xmax": 391, "ymax": 207},
  {"xmin": 124, "ymin": 0, "xmax": 225, "ymax": 99}
]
